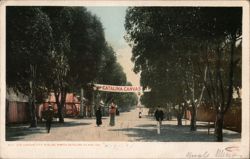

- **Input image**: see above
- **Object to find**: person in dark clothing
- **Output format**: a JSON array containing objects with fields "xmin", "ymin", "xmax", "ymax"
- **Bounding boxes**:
[
  {"xmin": 154, "ymin": 108, "xmax": 164, "ymax": 125},
  {"xmin": 44, "ymin": 105, "xmax": 54, "ymax": 133},
  {"xmin": 116, "ymin": 108, "xmax": 120, "ymax": 116},
  {"xmin": 139, "ymin": 112, "xmax": 142, "ymax": 118},
  {"xmin": 95, "ymin": 107, "xmax": 102, "ymax": 126}
]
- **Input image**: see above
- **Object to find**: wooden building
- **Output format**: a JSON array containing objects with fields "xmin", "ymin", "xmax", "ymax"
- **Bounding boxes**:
[
  {"xmin": 6, "ymin": 89, "xmax": 29, "ymax": 124},
  {"xmin": 186, "ymin": 103, "xmax": 241, "ymax": 132},
  {"xmin": 38, "ymin": 93, "xmax": 81, "ymax": 120}
]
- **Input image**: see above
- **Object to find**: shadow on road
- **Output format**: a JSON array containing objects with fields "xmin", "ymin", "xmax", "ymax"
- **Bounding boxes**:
[
  {"xmin": 52, "ymin": 121, "xmax": 91, "ymax": 128},
  {"xmin": 6, "ymin": 126, "xmax": 46, "ymax": 141},
  {"xmin": 109, "ymin": 123, "xmax": 240, "ymax": 142},
  {"xmin": 6, "ymin": 120, "xmax": 92, "ymax": 141}
]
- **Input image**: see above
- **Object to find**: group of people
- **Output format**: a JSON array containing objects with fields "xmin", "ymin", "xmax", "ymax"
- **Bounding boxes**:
[
  {"xmin": 95, "ymin": 100, "xmax": 118, "ymax": 127},
  {"xmin": 43, "ymin": 100, "xmax": 119, "ymax": 133},
  {"xmin": 43, "ymin": 102, "xmax": 164, "ymax": 133}
]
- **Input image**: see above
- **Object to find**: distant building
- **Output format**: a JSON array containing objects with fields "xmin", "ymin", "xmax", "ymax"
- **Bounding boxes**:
[
  {"xmin": 38, "ymin": 93, "xmax": 81, "ymax": 120},
  {"xmin": 6, "ymin": 89, "xmax": 82, "ymax": 123}
]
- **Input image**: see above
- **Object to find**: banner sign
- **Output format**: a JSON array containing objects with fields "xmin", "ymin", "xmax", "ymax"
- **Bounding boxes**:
[{"xmin": 94, "ymin": 84, "xmax": 142, "ymax": 93}]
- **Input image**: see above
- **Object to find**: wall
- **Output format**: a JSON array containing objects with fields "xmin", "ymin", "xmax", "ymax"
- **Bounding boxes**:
[
  {"xmin": 6, "ymin": 101, "xmax": 30, "ymax": 124},
  {"xmin": 186, "ymin": 106, "xmax": 241, "ymax": 132}
]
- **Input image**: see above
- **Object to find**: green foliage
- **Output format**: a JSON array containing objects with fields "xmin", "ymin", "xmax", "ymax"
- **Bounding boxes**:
[
  {"xmin": 7, "ymin": 6, "xmax": 136, "ymax": 121},
  {"xmin": 97, "ymin": 44, "xmax": 126, "ymax": 85},
  {"xmin": 95, "ymin": 43, "xmax": 136, "ymax": 111},
  {"xmin": 116, "ymin": 91, "xmax": 138, "ymax": 111},
  {"xmin": 68, "ymin": 8, "xmax": 106, "ymax": 87},
  {"xmin": 125, "ymin": 7, "xmax": 197, "ymax": 107},
  {"xmin": 42, "ymin": 7, "xmax": 72, "ymax": 93},
  {"xmin": 6, "ymin": 7, "xmax": 53, "ymax": 101},
  {"xmin": 125, "ymin": 7, "xmax": 242, "ymax": 111},
  {"xmin": 43, "ymin": 7, "xmax": 108, "ymax": 92}
]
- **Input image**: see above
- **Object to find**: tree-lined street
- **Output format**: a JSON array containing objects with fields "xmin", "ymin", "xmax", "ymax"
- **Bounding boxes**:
[
  {"xmin": 2, "ymin": 3, "xmax": 250, "ymax": 159},
  {"xmin": 6, "ymin": 6, "xmax": 242, "ymax": 143}
]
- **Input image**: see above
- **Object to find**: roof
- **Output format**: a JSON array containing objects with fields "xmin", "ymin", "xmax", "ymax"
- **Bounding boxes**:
[
  {"xmin": 46, "ymin": 93, "xmax": 80, "ymax": 103},
  {"xmin": 6, "ymin": 88, "xmax": 29, "ymax": 102}
]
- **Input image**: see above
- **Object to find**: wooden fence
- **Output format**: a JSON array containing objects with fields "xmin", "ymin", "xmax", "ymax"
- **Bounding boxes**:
[
  {"xmin": 6, "ymin": 101, "xmax": 30, "ymax": 124},
  {"xmin": 186, "ymin": 106, "xmax": 241, "ymax": 132}
]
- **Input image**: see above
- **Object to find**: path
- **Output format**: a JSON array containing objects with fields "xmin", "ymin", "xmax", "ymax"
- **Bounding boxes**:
[{"xmin": 6, "ymin": 108, "xmax": 240, "ymax": 142}]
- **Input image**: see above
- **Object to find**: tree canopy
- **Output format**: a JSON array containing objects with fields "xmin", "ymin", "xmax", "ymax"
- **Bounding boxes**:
[
  {"xmin": 7, "ymin": 6, "xmax": 139, "ymax": 125},
  {"xmin": 6, "ymin": 7, "xmax": 53, "ymax": 100},
  {"xmin": 125, "ymin": 7, "xmax": 242, "ymax": 140}
]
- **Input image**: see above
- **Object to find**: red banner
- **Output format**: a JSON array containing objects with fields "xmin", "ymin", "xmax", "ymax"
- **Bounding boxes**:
[{"xmin": 94, "ymin": 84, "xmax": 142, "ymax": 92}]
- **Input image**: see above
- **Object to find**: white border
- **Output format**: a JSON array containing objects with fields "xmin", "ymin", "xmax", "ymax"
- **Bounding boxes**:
[
  {"xmin": 0, "ymin": 2, "xmax": 6, "ymax": 158},
  {"xmin": 0, "ymin": 0, "xmax": 248, "ymax": 7},
  {"xmin": 0, "ymin": 1, "xmax": 249, "ymax": 159}
]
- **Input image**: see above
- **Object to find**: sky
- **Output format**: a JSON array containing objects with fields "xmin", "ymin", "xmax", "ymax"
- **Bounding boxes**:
[{"xmin": 86, "ymin": 7, "xmax": 140, "ymax": 86}]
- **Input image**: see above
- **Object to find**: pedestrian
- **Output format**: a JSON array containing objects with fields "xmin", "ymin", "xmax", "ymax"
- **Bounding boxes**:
[
  {"xmin": 109, "ymin": 100, "xmax": 116, "ymax": 126},
  {"xmin": 154, "ymin": 107, "xmax": 164, "ymax": 134},
  {"xmin": 154, "ymin": 107, "xmax": 164, "ymax": 125},
  {"xmin": 44, "ymin": 104, "xmax": 54, "ymax": 133},
  {"xmin": 116, "ymin": 108, "xmax": 120, "ymax": 116},
  {"xmin": 95, "ymin": 106, "xmax": 102, "ymax": 126},
  {"xmin": 138, "ymin": 107, "xmax": 143, "ymax": 118},
  {"xmin": 139, "ymin": 111, "xmax": 142, "ymax": 118}
]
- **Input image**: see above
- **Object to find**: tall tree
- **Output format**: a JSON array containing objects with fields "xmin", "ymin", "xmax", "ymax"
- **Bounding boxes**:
[
  {"xmin": 42, "ymin": 7, "xmax": 107, "ymax": 121},
  {"xmin": 6, "ymin": 7, "xmax": 53, "ymax": 127},
  {"xmin": 68, "ymin": 8, "xmax": 106, "ymax": 87},
  {"xmin": 125, "ymin": 7, "xmax": 203, "ymax": 127},
  {"xmin": 197, "ymin": 8, "xmax": 242, "ymax": 141},
  {"xmin": 42, "ymin": 7, "xmax": 72, "ymax": 123},
  {"xmin": 125, "ymin": 7, "xmax": 242, "ymax": 141}
]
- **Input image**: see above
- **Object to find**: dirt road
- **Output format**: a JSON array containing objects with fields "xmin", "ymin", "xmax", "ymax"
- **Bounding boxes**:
[{"xmin": 6, "ymin": 108, "xmax": 240, "ymax": 142}]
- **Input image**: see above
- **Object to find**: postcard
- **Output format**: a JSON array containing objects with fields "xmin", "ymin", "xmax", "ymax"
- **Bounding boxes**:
[{"xmin": 0, "ymin": 0, "xmax": 249, "ymax": 158}]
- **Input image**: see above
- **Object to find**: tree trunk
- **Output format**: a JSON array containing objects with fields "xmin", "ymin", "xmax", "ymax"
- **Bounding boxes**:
[
  {"xmin": 79, "ymin": 88, "xmax": 84, "ymax": 117},
  {"xmin": 29, "ymin": 79, "xmax": 37, "ymax": 128},
  {"xmin": 58, "ymin": 90, "xmax": 66, "ymax": 123},
  {"xmin": 29, "ymin": 97, "xmax": 37, "ymax": 127},
  {"xmin": 62, "ymin": 90, "xmax": 67, "ymax": 122},
  {"xmin": 177, "ymin": 104, "xmax": 183, "ymax": 126},
  {"xmin": 177, "ymin": 113, "xmax": 182, "ymax": 126},
  {"xmin": 214, "ymin": 33, "xmax": 235, "ymax": 142},
  {"xmin": 55, "ymin": 91, "xmax": 65, "ymax": 123},
  {"xmin": 190, "ymin": 104, "xmax": 197, "ymax": 131},
  {"xmin": 215, "ymin": 112, "xmax": 224, "ymax": 142},
  {"xmin": 58, "ymin": 103, "xmax": 64, "ymax": 123}
]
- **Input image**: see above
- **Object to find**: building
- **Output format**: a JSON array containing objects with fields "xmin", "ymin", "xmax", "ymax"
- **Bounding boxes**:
[
  {"xmin": 6, "ymin": 88, "xmax": 29, "ymax": 124},
  {"xmin": 38, "ymin": 93, "xmax": 81, "ymax": 120}
]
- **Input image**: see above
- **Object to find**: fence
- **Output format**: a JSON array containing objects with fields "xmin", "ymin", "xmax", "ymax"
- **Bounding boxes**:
[
  {"xmin": 6, "ymin": 101, "xmax": 30, "ymax": 124},
  {"xmin": 186, "ymin": 106, "xmax": 241, "ymax": 132}
]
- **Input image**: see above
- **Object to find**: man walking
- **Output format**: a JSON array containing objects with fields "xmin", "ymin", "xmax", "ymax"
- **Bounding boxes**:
[
  {"xmin": 44, "ymin": 104, "xmax": 54, "ymax": 133},
  {"xmin": 154, "ymin": 107, "xmax": 164, "ymax": 134}
]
